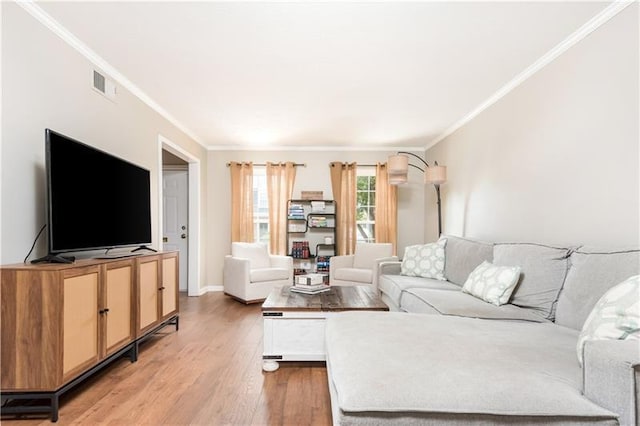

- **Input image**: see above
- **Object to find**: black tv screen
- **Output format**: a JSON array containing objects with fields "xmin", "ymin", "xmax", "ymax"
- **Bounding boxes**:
[{"xmin": 46, "ymin": 129, "xmax": 152, "ymax": 254}]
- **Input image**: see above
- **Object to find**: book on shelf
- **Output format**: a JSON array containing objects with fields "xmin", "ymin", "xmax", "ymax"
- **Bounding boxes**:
[
  {"xmin": 288, "ymin": 204, "xmax": 306, "ymax": 220},
  {"xmin": 290, "ymin": 285, "xmax": 331, "ymax": 295},
  {"xmin": 291, "ymin": 241, "xmax": 310, "ymax": 258},
  {"xmin": 309, "ymin": 216, "xmax": 328, "ymax": 227},
  {"xmin": 316, "ymin": 256, "xmax": 331, "ymax": 272}
]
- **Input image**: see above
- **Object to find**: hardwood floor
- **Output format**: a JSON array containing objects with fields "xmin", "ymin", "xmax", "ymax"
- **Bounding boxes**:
[{"xmin": 2, "ymin": 292, "xmax": 333, "ymax": 425}]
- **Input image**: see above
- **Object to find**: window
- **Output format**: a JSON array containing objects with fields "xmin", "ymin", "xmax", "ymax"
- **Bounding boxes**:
[
  {"xmin": 253, "ymin": 167, "xmax": 269, "ymax": 244},
  {"xmin": 356, "ymin": 168, "xmax": 376, "ymax": 243}
]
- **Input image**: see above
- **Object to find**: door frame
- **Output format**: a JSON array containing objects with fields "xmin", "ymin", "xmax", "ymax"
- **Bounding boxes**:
[{"xmin": 158, "ymin": 135, "xmax": 201, "ymax": 297}]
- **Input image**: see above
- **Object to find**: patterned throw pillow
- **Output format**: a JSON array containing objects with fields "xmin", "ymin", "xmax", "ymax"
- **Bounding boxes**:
[
  {"xmin": 462, "ymin": 261, "xmax": 521, "ymax": 306},
  {"xmin": 576, "ymin": 275, "xmax": 640, "ymax": 365},
  {"xmin": 400, "ymin": 238, "xmax": 447, "ymax": 280}
]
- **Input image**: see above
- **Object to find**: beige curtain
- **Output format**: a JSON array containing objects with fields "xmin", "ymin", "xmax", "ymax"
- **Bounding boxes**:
[
  {"xmin": 230, "ymin": 162, "xmax": 254, "ymax": 242},
  {"xmin": 266, "ymin": 162, "xmax": 296, "ymax": 255},
  {"xmin": 330, "ymin": 162, "xmax": 357, "ymax": 255},
  {"xmin": 375, "ymin": 162, "xmax": 398, "ymax": 255}
]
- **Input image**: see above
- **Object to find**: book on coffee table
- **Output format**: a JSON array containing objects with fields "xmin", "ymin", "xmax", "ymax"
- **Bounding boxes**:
[
  {"xmin": 290, "ymin": 285, "xmax": 331, "ymax": 295},
  {"xmin": 295, "ymin": 273, "xmax": 327, "ymax": 286}
]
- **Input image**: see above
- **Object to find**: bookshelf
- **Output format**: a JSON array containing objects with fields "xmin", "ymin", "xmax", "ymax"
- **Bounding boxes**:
[{"xmin": 287, "ymin": 199, "xmax": 336, "ymax": 276}]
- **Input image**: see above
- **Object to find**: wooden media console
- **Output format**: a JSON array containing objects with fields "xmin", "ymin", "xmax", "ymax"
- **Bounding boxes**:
[{"xmin": 0, "ymin": 251, "xmax": 179, "ymax": 422}]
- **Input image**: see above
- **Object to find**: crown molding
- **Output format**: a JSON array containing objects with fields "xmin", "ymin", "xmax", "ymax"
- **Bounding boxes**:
[
  {"xmin": 426, "ymin": 0, "xmax": 634, "ymax": 150},
  {"xmin": 16, "ymin": 0, "xmax": 206, "ymax": 148},
  {"xmin": 206, "ymin": 145, "xmax": 425, "ymax": 152}
]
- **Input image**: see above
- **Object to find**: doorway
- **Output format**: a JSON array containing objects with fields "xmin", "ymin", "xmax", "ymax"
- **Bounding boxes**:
[
  {"xmin": 159, "ymin": 135, "xmax": 201, "ymax": 297},
  {"xmin": 162, "ymin": 166, "xmax": 188, "ymax": 292}
]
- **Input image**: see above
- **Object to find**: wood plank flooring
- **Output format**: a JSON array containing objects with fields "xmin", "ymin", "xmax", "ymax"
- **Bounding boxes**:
[{"xmin": 2, "ymin": 292, "xmax": 333, "ymax": 425}]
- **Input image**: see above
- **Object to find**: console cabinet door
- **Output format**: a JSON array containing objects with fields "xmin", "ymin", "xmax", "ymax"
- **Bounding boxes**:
[
  {"xmin": 63, "ymin": 267, "xmax": 100, "ymax": 382},
  {"xmin": 138, "ymin": 257, "xmax": 160, "ymax": 334},
  {"xmin": 161, "ymin": 255, "xmax": 178, "ymax": 317},
  {"xmin": 103, "ymin": 261, "xmax": 135, "ymax": 357}
]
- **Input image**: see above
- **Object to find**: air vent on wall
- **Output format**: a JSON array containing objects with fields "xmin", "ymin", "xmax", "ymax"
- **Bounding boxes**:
[{"xmin": 93, "ymin": 70, "xmax": 117, "ymax": 100}]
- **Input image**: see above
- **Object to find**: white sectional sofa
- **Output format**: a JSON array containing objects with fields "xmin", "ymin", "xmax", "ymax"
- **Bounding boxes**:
[{"xmin": 325, "ymin": 235, "xmax": 640, "ymax": 425}]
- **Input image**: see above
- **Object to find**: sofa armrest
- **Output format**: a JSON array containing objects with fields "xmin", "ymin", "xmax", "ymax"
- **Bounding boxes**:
[
  {"xmin": 372, "ymin": 256, "xmax": 399, "ymax": 290},
  {"xmin": 583, "ymin": 339, "xmax": 640, "ymax": 426},
  {"xmin": 223, "ymin": 255, "xmax": 250, "ymax": 298},
  {"xmin": 330, "ymin": 255, "xmax": 355, "ymax": 282},
  {"xmin": 379, "ymin": 260, "xmax": 402, "ymax": 276}
]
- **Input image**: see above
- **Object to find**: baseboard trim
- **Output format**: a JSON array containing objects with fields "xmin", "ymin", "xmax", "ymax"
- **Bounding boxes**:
[{"xmin": 198, "ymin": 285, "xmax": 223, "ymax": 295}]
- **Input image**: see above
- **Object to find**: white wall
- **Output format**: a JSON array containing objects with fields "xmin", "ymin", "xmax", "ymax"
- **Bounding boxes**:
[
  {"xmin": 206, "ymin": 150, "xmax": 425, "ymax": 287},
  {"xmin": 1, "ymin": 2, "xmax": 208, "ymax": 289},
  {"xmin": 425, "ymin": 5, "xmax": 639, "ymax": 247}
]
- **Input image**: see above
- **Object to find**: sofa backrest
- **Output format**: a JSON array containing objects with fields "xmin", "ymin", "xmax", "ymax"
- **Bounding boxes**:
[
  {"xmin": 442, "ymin": 235, "xmax": 493, "ymax": 286},
  {"xmin": 555, "ymin": 247, "xmax": 640, "ymax": 330},
  {"xmin": 493, "ymin": 243, "xmax": 571, "ymax": 321}
]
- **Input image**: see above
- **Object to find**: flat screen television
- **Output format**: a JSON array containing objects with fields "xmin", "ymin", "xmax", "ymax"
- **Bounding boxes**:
[{"xmin": 36, "ymin": 129, "xmax": 152, "ymax": 262}]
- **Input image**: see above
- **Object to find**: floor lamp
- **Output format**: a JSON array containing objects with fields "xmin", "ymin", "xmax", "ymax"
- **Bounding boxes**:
[{"xmin": 387, "ymin": 152, "xmax": 447, "ymax": 236}]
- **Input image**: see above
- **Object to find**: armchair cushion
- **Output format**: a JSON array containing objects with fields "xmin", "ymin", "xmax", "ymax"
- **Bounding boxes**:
[
  {"xmin": 353, "ymin": 243, "xmax": 393, "ymax": 269},
  {"xmin": 334, "ymin": 267, "xmax": 373, "ymax": 284},
  {"xmin": 250, "ymin": 268, "xmax": 290, "ymax": 283},
  {"xmin": 231, "ymin": 242, "xmax": 270, "ymax": 269}
]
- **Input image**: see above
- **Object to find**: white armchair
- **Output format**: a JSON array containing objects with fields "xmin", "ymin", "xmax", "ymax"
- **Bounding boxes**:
[
  {"xmin": 223, "ymin": 242, "xmax": 293, "ymax": 304},
  {"xmin": 329, "ymin": 242, "xmax": 397, "ymax": 290}
]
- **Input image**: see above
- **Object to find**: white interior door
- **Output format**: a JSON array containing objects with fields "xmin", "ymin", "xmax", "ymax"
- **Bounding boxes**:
[{"xmin": 163, "ymin": 169, "xmax": 188, "ymax": 291}]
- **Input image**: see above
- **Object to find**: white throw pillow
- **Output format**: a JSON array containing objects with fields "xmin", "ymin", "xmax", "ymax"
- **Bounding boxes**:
[
  {"xmin": 400, "ymin": 238, "xmax": 446, "ymax": 280},
  {"xmin": 462, "ymin": 261, "xmax": 521, "ymax": 306},
  {"xmin": 576, "ymin": 275, "xmax": 640, "ymax": 365}
]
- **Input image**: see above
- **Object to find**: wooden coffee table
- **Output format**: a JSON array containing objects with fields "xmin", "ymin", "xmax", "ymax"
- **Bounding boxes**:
[{"xmin": 261, "ymin": 285, "xmax": 388, "ymax": 371}]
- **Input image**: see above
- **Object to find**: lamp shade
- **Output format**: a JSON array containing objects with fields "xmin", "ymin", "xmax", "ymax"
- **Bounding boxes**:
[
  {"xmin": 387, "ymin": 154, "xmax": 409, "ymax": 175},
  {"xmin": 388, "ymin": 173, "xmax": 408, "ymax": 185},
  {"xmin": 425, "ymin": 165, "xmax": 447, "ymax": 185}
]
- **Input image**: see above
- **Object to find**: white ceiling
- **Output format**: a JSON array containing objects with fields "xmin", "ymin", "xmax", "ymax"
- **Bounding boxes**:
[{"xmin": 36, "ymin": 1, "xmax": 610, "ymax": 150}]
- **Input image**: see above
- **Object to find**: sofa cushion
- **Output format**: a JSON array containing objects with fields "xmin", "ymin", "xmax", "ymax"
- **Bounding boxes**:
[
  {"xmin": 400, "ymin": 239, "xmax": 446, "ymax": 280},
  {"xmin": 401, "ymin": 288, "xmax": 548, "ymax": 322},
  {"xmin": 250, "ymin": 267, "xmax": 289, "ymax": 283},
  {"xmin": 378, "ymin": 274, "xmax": 459, "ymax": 307},
  {"xmin": 461, "ymin": 261, "xmax": 521, "ymax": 306},
  {"xmin": 555, "ymin": 248, "xmax": 640, "ymax": 330},
  {"xmin": 577, "ymin": 275, "xmax": 640, "ymax": 365},
  {"xmin": 494, "ymin": 243, "xmax": 571, "ymax": 320},
  {"xmin": 232, "ymin": 242, "xmax": 270, "ymax": 269},
  {"xmin": 442, "ymin": 235, "xmax": 494, "ymax": 286},
  {"xmin": 326, "ymin": 312, "xmax": 615, "ymax": 419},
  {"xmin": 353, "ymin": 243, "xmax": 393, "ymax": 269},
  {"xmin": 334, "ymin": 267, "xmax": 373, "ymax": 284}
]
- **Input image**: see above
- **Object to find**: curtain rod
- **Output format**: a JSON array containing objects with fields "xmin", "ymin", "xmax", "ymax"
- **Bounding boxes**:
[
  {"xmin": 330, "ymin": 163, "xmax": 378, "ymax": 167},
  {"xmin": 226, "ymin": 162, "xmax": 306, "ymax": 167}
]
